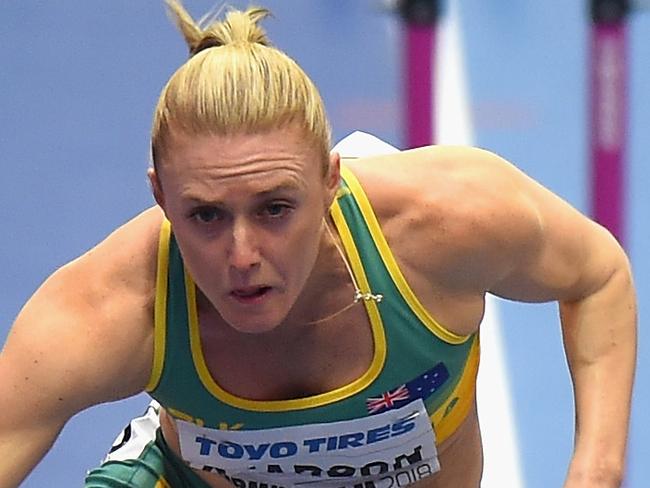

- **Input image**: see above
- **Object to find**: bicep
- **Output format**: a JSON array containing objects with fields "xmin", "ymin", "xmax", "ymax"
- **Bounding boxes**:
[
  {"xmin": 486, "ymin": 163, "xmax": 622, "ymax": 304},
  {"xmin": 0, "ymin": 273, "xmax": 112, "ymax": 427},
  {"xmin": 0, "ymin": 259, "xmax": 152, "ymax": 436}
]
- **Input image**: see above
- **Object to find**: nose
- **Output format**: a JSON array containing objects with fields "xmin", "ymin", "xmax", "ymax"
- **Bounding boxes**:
[{"xmin": 228, "ymin": 219, "xmax": 261, "ymax": 272}]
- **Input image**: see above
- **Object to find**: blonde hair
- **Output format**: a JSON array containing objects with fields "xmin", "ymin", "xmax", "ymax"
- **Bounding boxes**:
[{"xmin": 152, "ymin": 1, "xmax": 331, "ymax": 174}]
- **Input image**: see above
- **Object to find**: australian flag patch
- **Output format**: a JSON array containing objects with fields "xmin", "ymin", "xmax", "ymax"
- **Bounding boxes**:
[{"xmin": 365, "ymin": 362, "xmax": 450, "ymax": 415}]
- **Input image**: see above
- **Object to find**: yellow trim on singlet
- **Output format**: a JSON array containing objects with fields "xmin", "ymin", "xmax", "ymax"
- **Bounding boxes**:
[
  {"xmin": 340, "ymin": 166, "xmax": 471, "ymax": 345},
  {"xmin": 430, "ymin": 335, "xmax": 480, "ymax": 443},
  {"xmin": 154, "ymin": 477, "xmax": 172, "ymax": 488},
  {"xmin": 183, "ymin": 228, "xmax": 388, "ymax": 412},
  {"xmin": 145, "ymin": 219, "xmax": 171, "ymax": 392}
]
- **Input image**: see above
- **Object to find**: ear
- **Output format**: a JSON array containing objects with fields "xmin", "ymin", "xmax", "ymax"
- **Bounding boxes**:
[
  {"xmin": 148, "ymin": 167, "xmax": 166, "ymax": 210},
  {"xmin": 325, "ymin": 151, "xmax": 341, "ymax": 207}
]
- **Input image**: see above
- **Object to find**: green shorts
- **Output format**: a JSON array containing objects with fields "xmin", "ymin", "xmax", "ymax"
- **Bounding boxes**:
[{"xmin": 84, "ymin": 404, "xmax": 210, "ymax": 488}]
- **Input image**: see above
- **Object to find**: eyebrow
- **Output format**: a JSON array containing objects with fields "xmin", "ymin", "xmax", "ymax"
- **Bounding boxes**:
[
  {"xmin": 181, "ymin": 181, "xmax": 305, "ymax": 205},
  {"xmin": 256, "ymin": 181, "xmax": 305, "ymax": 197}
]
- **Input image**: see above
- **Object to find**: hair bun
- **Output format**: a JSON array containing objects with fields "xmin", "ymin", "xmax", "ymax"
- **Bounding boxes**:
[{"xmin": 165, "ymin": 1, "xmax": 271, "ymax": 57}]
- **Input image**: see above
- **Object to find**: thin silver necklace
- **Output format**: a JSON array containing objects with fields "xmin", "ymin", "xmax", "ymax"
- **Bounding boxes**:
[{"xmin": 306, "ymin": 219, "xmax": 383, "ymax": 325}]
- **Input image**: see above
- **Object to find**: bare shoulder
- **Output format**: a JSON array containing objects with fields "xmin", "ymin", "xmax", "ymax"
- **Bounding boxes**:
[
  {"xmin": 75, "ymin": 206, "xmax": 164, "ymax": 306},
  {"xmin": 0, "ymin": 206, "xmax": 164, "ymax": 418},
  {"xmin": 343, "ymin": 146, "xmax": 544, "ymax": 292}
]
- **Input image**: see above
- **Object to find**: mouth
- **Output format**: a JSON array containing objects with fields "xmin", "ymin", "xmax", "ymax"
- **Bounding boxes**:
[{"xmin": 230, "ymin": 286, "xmax": 273, "ymax": 303}]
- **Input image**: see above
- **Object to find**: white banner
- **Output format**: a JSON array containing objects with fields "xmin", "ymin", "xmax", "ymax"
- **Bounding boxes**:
[{"xmin": 177, "ymin": 400, "xmax": 439, "ymax": 487}]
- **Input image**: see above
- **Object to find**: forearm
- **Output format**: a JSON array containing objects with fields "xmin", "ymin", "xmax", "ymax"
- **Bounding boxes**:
[
  {"xmin": 560, "ymin": 256, "xmax": 637, "ymax": 487},
  {"xmin": 0, "ymin": 427, "xmax": 60, "ymax": 488}
]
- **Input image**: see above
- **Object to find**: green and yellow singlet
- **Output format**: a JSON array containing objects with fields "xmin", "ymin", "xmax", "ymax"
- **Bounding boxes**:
[{"xmin": 144, "ymin": 165, "xmax": 480, "ymax": 484}]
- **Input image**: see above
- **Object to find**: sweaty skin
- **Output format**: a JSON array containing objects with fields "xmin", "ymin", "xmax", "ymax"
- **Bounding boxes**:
[{"xmin": 0, "ymin": 125, "xmax": 635, "ymax": 488}]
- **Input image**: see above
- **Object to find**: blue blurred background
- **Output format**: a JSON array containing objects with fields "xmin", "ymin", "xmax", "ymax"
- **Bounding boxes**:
[{"xmin": 0, "ymin": 1, "xmax": 647, "ymax": 486}]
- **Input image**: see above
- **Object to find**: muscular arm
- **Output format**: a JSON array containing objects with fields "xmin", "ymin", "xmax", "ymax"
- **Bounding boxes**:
[
  {"xmin": 484, "ymin": 158, "xmax": 634, "ymax": 487},
  {"xmin": 0, "ymin": 208, "xmax": 161, "ymax": 487},
  {"xmin": 380, "ymin": 146, "xmax": 635, "ymax": 487},
  {"xmin": 461, "ymin": 149, "xmax": 634, "ymax": 487}
]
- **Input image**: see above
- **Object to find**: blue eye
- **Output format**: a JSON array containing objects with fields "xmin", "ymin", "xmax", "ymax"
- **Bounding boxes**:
[
  {"xmin": 267, "ymin": 204, "xmax": 287, "ymax": 216},
  {"xmin": 263, "ymin": 203, "xmax": 292, "ymax": 219},
  {"xmin": 191, "ymin": 207, "xmax": 223, "ymax": 224}
]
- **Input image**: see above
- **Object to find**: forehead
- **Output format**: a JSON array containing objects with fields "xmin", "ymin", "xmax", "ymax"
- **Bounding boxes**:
[{"xmin": 159, "ymin": 126, "xmax": 323, "ymax": 199}]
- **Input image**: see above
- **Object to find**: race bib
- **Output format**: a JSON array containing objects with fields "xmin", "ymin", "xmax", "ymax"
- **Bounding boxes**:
[{"xmin": 177, "ymin": 400, "xmax": 440, "ymax": 487}]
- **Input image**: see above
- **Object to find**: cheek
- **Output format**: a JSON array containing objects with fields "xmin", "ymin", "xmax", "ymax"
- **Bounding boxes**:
[
  {"xmin": 283, "ymin": 218, "xmax": 322, "ymax": 275},
  {"xmin": 184, "ymin": 242, "xmax": 215, "ymax": 270},
  {"xmin": 172, "ymin": 226, "xmax": 224, "ymax": 280}
]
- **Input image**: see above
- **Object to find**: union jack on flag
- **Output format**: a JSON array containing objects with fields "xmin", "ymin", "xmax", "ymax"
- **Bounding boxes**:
[
  {"xmin": 365, "ymin": 384, "xmax": 411, "ymax": 414},
  {"xmin": 365, "ymin": 362, "xmax": 450, "ymax": 415}
]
